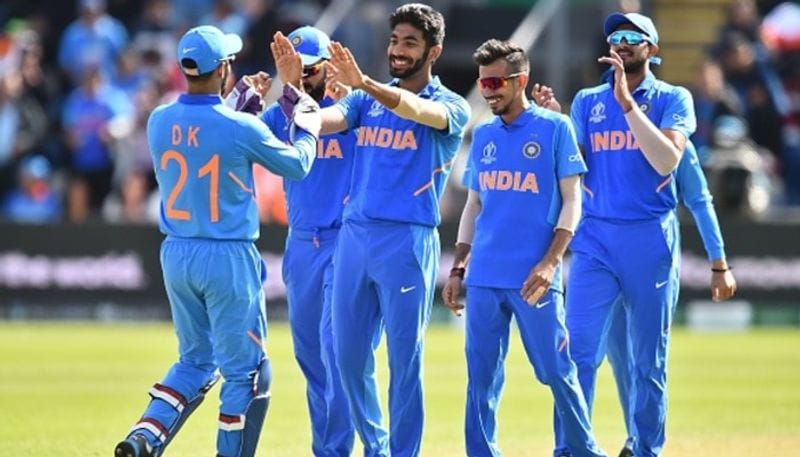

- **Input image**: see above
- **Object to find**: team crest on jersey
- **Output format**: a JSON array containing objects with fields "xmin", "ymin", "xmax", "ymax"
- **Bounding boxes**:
[
  {"xmin": 589, "ymin": 102, "xmax": 606, "ymax": 123},
  {"xmin": 480, "ymin": 141, "xmax": 497, "ymax": 164},
  {"xmin": 522, "ymin": 141, "xmax": 541, "ymax": 159},
  {"xmin": 367, "ymin": 100, "xmax": 385, "ymax": 118},
  {"xmin": 639, "ymin": 102, "xmax": 650, "ymax": 112}
]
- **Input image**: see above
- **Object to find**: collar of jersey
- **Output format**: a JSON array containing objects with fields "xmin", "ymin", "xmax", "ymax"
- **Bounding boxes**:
[
  {"xmin": 602, "ymin": 70, "xmax": 656, "ymax": 95},
  {"xmin": 178, "ymin": 93, "xmax": 223, "ymax": 105},
  {"xmin": 388, "ymin": 75, "xmax": 441, "ymax": 99},
  {"xmin": 494, "ymin": 104, "xmax": 536, "ymax": 129}
]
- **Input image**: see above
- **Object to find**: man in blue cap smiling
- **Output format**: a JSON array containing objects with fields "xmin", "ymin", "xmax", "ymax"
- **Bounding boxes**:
[
  {"xmin": 553, "ymin": 11, "xmax": 697, "ymax": 457},
  {"xmin": 114, "ymin": 25, "xmax": 320, "ymax": 457},
  {"xmin": 259, "ymin": 25, "xmax": 358, "ymax": 457}
]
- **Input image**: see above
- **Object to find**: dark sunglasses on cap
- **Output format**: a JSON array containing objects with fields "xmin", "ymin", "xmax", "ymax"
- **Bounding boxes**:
[
  {"xmin": 477, "ymin": 72, "xmax": 525, "ymax": 90},
  {"xmin": 606, "ymin": 30, "xmax": 651, "ymax": 46},
  {"xmin": 302, "ymin": 60, "xmax": 325, "ymax": 78}
]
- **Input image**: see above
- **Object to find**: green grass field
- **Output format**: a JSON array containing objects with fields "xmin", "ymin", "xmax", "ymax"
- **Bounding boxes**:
[{"xmin": 0, "ymin": 322, "xmax": 798, "ymax": 456}]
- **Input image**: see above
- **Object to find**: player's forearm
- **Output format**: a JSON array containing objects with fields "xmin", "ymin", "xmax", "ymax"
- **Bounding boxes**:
[
  {"xmin": 267, "ymin": 133, "xmax": 316, "ymax": 180},
  {"xmin": 319, "ymin": 106, "xmax": 348, "ymax": 135},
  {"xmin": 624, "ymin": 106, "xmax": 683, "ymax": 176},
  {"xmin": 689, "ymin": 203, "xmax": 726, "ymax": 262},
  {"xmin": 359, "ymin": 77, "xmax": 448, "ymax": 129},
  {"xmin": 555, "ymin": 175, "xmax": 582, "ymax": 234},
  {"xmin": 540, "ymin": 228, "xmax": 572, "ymax": 267},
  {"xmin": 456, "ymin": 192, "xmax": 481, "ymax": 245},
  {"xmin": 451, "ymin": 242, "xmax": 471, "ymax": 270}
]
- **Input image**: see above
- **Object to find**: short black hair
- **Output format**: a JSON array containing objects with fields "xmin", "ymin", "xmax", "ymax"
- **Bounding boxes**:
[
  {"xmin": 473, "ymin": 39, "xmax": 529, "ymax": 74},
  {"xmin": 181, "ymin": 58, "xmax": 217, "ymax": 83},
  {"xmin": 390, "ymin": 3, "xmax": 445, "ymax": 47}
]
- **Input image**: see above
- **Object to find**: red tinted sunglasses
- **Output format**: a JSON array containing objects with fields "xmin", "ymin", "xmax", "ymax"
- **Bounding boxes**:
[
  {"xmin": 302, "ymin": 61, "xmax": 325, "ymax": 78},
  {"xmin": 478, "ymin": 72, "xmax": 525, "ymax": 90}
]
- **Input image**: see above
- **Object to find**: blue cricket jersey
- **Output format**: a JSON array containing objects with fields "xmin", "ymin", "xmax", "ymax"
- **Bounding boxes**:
[
  {"xmin": 148, "ymin": 93, "xmax": 316, "ymax": 240},
  {"xmin": 571, "ymin": 72, "xmax": 696, "ymax": 220},
  {"xmin": 334, "ymin": 77, "xmax": 470, "ymax": 227},
  {"xmin": 464, "ymin": 105, "xmax": 587, "ymax": 290},
  {"xmin": 676, "ymin": 140, "xmax": 725, "ymax": 261},
  {"xmin": 261, "ymin": 97, "xmax": 357, "ymax": 230}
]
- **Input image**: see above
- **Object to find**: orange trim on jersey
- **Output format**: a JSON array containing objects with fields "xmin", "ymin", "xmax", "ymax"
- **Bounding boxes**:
[
  {"xmin": 558, "ymin": 335, "xmax": 569, "ymax": 353},
  {"xmin": 247, "ymin": 330, "xmax": 267, "ymax": 354},
  {"xmin": 413, "ymin": 159, "xmax": 455, "ymax": 197},
  {"xmin": 582, "ymin": 183, "xmax": 595, "ymax": 199},
  {"xmin": 227, "ymin": 171, "xmax": 253, "ymax": 193},
  {"xmin": 656, "ymin": 175, "xmax": 673, "ymax": 193}
]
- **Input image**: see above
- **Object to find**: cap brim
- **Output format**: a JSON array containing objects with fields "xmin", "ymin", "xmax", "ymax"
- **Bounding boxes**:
[
  {"xmin": 300, "ymin": 54, "xmax": 328, "ymax": 66},
  {"xmin": 221, "ymin": 33, "xmax": 243, "ymax": 58}
]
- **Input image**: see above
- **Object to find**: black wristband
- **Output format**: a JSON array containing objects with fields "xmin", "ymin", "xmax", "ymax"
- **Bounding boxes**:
[
  {"xmin": 711, "ymin": 267, "xmax": 731, "ymax": 273},
  {"xmin": 449, "ymin": 267, "xmax": 466, "ymax": 279}
]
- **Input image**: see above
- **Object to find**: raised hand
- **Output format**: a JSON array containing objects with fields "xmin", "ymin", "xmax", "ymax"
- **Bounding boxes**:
[
  {"xmin": 598, "ymin": 49, "xmax": 635, "ymax": 112},
  {"xmin": 327, "ymin": 41, "xmax": 367, "ymax": 89},
  {"xmin": 531, "ymin": 83, "xmax": 562, "ymax": 113},
  {"xmin": 243, "ymin": 71, "xmax": 272, "ymax": 99},
  {"xmin": 270, "ymin": 31, "xmax": 302, "ymax": 89},
  {"xmin": 223, "ymin": 73, "xmax": 272, "ymax": 115},
  {"xmin": 325, "ymin": 69, "xmax": 351, "ymax": 101}
]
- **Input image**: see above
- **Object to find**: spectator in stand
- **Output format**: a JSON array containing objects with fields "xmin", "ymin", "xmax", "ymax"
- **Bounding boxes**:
[
  {"xmin": 717, "ymin": 0, "xmax": 762, "ymax": 45},
  {"xmin": 0, "ymin": 59, "xmax": 48, "ymax": 201},
  {"xmin": 718, "ymin": 32, "xmax": 786, "ymax": 162},
  {"xmin": 1, "ymin": 155, "xmax": 62, "ymax": 223},
  {"xmin": 102, "ymin": 168, "xmax": 159, "ymax": 224},
  {"xmin": 200, "ymin": 0, "xmax": 247, "ymax": 37},
  {"xmin": 57, "ymin": 0, "xmax": 129, "ymax": 85},
  {"xmin": 62, "ymin": 65, "xmax": 133, "ymax": 222},
  {"xmin": 692, "ymin": 59, "xmax": 743, "ymax": 157}
]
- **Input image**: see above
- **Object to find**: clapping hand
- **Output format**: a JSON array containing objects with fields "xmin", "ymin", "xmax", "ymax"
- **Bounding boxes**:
[
  {"xmin": 531, "ymin": 83, "xmax": 561, "ymax": 113},
  {"xmin": 270, "ymin": 31, "xmax": 303, "ymax": 89},
  {"xmin": 326, "ymin": 41, "xmax": 367, "ymax": 90},
  {"xmin": 597, "ymin": 50, "xmax": 635, "ymax": 112}
]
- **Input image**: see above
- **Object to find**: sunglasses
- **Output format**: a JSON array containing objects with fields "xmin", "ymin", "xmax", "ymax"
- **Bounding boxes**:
[
  {"xmin": 302, "ymin": 61, "xmax": 325, "ymax": 78},
  {"xmin": 477, "ymin": 72, "xmax": 525, "ymax": 90},
  {"xmin": 606, "ymin": 30, "xmax": 651, "ymax": 46}
]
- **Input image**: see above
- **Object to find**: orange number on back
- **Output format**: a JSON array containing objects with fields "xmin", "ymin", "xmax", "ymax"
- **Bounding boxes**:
[
  {"xmin": 161, "ymin": 150, "xmax": 191, "ymax": 220},
  {"xmin": 198, "ymin": 154, "xmax": 220, "ymax": 222},
  {"xmin": 160, "ymin": 150, "xmax": 220, "ymax": 223}
]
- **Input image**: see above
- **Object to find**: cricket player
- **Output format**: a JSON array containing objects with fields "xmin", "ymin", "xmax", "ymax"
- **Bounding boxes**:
[
  {"xmin": 273, "ymin": 4, "xmax": 470, "ymax": 456},
  {"xmin": 606, "ymin": 140, "xmax": 737, "ymax": 457},
  {"xmin": 114, "ymin": 27, "xmax": 320, "ymax": 457},
  {"xmin": 532, "ymin": 80, "xmax": 738, "ymax": 457},
  {"xmin": 260, "ymin": 26, "xmax": 357, "ymax": 457},
  {"xmin": 442, "ymin": 39, "xmax": 606, "ymax": 457},
  {"xmin": 554, "ymin": 12, "xmax": 697, "ymax": 457}
]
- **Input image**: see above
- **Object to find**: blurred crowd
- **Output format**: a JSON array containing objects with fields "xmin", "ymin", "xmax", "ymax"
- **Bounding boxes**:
[
  {"xmin": 0, "ymin": 0, "xmax": 798, "ymax": 225},
  {"xmin": 690, "ymin": 0, "xmax": 800, "ymax": 215}
]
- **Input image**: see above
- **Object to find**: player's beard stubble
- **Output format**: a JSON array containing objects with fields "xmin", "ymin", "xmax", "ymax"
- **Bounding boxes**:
[
  {"xmin": 389, "ymin": 47, "xmax": 429, "ymax": 79},
  {"xmin": 304, "ymin": 78, "xmax": 326, "ymax": 102}
]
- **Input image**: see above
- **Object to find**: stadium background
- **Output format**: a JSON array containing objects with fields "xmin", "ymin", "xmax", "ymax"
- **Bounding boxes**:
[{"xmin": 1, "ymin": 0, "xmax": 799, "ymax": 327}]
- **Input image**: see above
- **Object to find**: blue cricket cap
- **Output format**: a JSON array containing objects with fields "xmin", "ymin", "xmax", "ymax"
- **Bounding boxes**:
[
  {"xmin": 604, "ymin": 12, "xmax": 661, "ymax": 64},
  {"xmin": 288, "ymin": 26, "xmax": 331, "ymax": 66},
  {"xmin": 177, "ymin": 25, "xmax": 242, "ymax": 76},
  {"xmin": 604, "ymin": 12, "xmax": 659, "ymax": 44}
]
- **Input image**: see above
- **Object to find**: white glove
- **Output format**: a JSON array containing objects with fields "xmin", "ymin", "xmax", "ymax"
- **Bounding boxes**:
[{"xmin": 289, "ymin": 90, "xmax": 321, "ymax": 141}]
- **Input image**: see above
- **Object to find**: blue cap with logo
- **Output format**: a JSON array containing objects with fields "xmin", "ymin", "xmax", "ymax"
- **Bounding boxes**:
[
  {"xmin": 177, "ymin": 25, "xmax": 243, "ymax": 76},
  {"xmin": 604, "ymin": 12, "xmax": 659, "ymax": 44},
  {"xmin": 288, "ymin": 26, "xmax": 331, "ymax": 66},
  {"xmin": 604, "ymin": 12, "xmax": 661, "ymax": 64}
]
